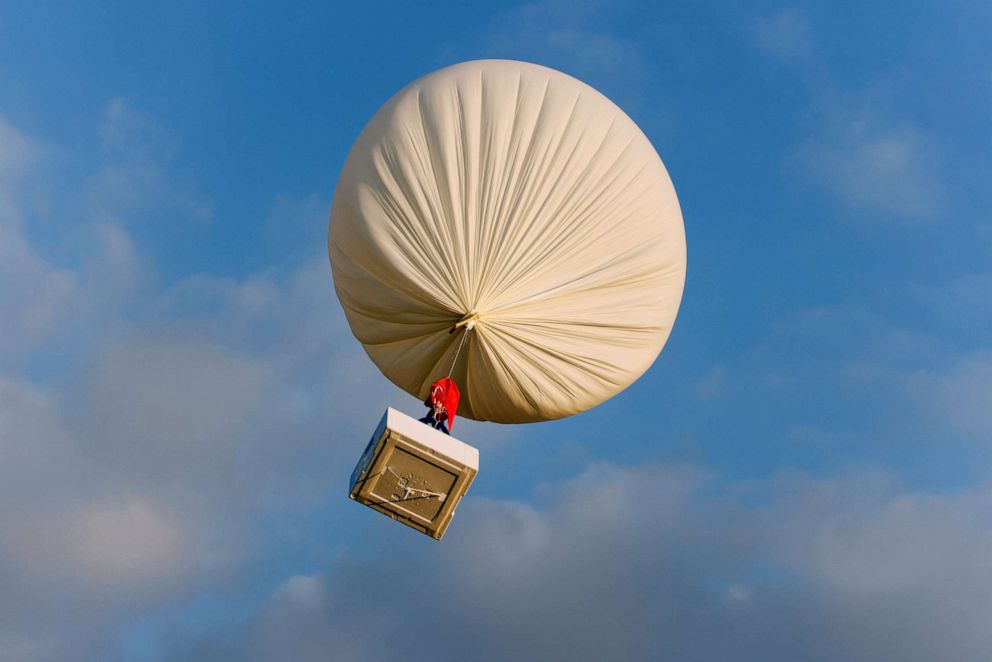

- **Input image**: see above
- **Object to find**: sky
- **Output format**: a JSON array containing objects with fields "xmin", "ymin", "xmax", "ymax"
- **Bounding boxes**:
[{"xmin": 1, "ymin": 1, "xmax": 990, "ymax": 660}]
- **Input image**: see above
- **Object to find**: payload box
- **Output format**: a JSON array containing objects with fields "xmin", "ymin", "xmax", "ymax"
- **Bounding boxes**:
[{"xmin": 349, "ymin": 408, "xmax": 479, "ymax": 540}]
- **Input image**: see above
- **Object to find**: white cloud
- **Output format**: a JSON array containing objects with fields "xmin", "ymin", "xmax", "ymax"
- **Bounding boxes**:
[
  {"xmin": 0, "ymin": 106, "xmax": 201, "ymax": 368},
  {"xmin": 695, "ymin": 364, "xmax": 728, "ymax": 398},
  {"xmin": 804, "ymin": 489, "xmax": 992, "ymax": 593},
  {"xmin": 909, "ymin": 273, "xmax": 992, "ymax": 346},
  {"xmin": 0, "ymin": 104, "xmax": 428, "ymax": 657},
  {"xmin": 274, "ymin": 575, "xmax": 326, "ymax": 611},
  {"xmin": 87, "ymin": 338, "xmax": 270, "ymax": 462},
  {"xmin": 14, "ymin": 498, "xmax": 187, "ymax": 587},
  {"xmin": 906, "ymin": 351, "xmax": 992, "ymax": 442},
  {"xmin": 88, "ymin": 98, "xmax": 212, "ymax": 225},
  {"xmin": 797, "ymin": 106, "xmax": 942, "ymax": 220},
  {"xmin": 725, "ymin": 582, "xmax": 752, "ymax": 602},
  {"xmin": 729, "ymin": 297, "xmax": 992, "ymax": 453},
  {"xmin": 0, "ymin": 222, "xmax": 78, "ymax": 356},
  {"xmin": 0, "ymin": 262, "xmax": 367, "ymax": 658},
  {"xmin": 0, "ymin": 377, "xmax": 79, "ymax": 497},
  {"xmin": 0, "ymin": 634, "xmax": 49, "ymax": 662},
  {"xmin": 450, "ymin": 0, "xmax": 646, "ymax": 108},
  {"xmin": 751, "ymin": 9, "xmax": 813, "ymax": 61},
  {"xmin": 0, "ymin": 117, "xmax": 39, "ymax": 182},
  {"xmin": 0, "ymin": 111, "xmax": 380, "ymax": 658},
  {"xmin": 767, "ymin": 293, "xmax": 991, "ymax": 447},
  {"xmin": 172, "ymin": 463, "xmax": 992, "ymax": 662},
  {"xmin": 749, "ymin": 10, "xmax": 945, "ymax": 222},
  {"xmin": 72, "ymin": 498, "xmax": 185, "ymax": 580},
  {"xmin": 776, "ymin": 303, "xmax": 935, "ymax": 367},
  {"xmin": 0, "ymin": 379, "xmax": 189, "ymax": 587},
  {"xmin": 0, "ymin": 120, "xmax": 79, "ymax": 359},
  {"xmin": 0, "ymin": 376, "xmax": 205, "ymax": 661}
]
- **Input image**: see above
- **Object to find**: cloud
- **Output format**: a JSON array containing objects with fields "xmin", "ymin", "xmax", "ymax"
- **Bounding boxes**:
[
  {"xmin": 20, "ymin": 497, "xmax": 187, "ymax": 585},
  {"xmin": 909, "ymin": 273, "xmax": 992, "ymax": 347},
  {"xmin": 0, "ymin": 377, "xmax": 206, "ymax": 661},
  {"xmin": 749, "ymin": 10, "xmax": 944, "ymax": 222},
  {"xmin": 660, "ymin": 291, "xmax": 990, "ymax": 480},
  {"xmin": 768, "ymin": 294, "xmax": 992, "ymax": 446},
  {"xmin": 695, "ymin": 364, "xmax": 728, "ymax": 398},
  {"xmin": 0, "ymin": 377, "xmax": 78, "ymax": 500},
  {"xmin": 751, "ymin": 9, "xmax": 813, "ymax": 61},
  {"xmin": 88, "ymin": 98, "xmax": 212, "ymax": 225},
  {"xmin": 444, "ymin": 0, "xmax": 647, "ymax": 108},
  {"xmin": 170, "ymin": 462, "xmax": 992, "ymax": 662},
  {"xmin": 0, "ymin": 215, "xmax": 78, "ymax": 357},
  {"xmin": 775, "ymin": 304, "xmax": 936, "ymax": 368},
  {"xmin": 0, "ymin": 106, "xmax": 197, "ymax": 369},
  {"xmin": 72, "ymin": 498, "xmax": 186, "ymax": 579},
  {"xmin": 0, "ymin": 116, "xmax": 39, "ymax": 182},
  {"xmin": 0, "ymin": 109, "xmax": 398, "ymax": 659},
  {"xmin": 0, "ymin": 109, "xmax": 444, "ymax": 655},
  {"xmin": 0, "ymin": 119, "xmax": 79, "ymax": 359},
  {"xmin": 905, "ymin": 351, "xmax": 992, "ymax": 442},
  {"xmin": 0, "ymin": 245, "xmax": 403, "ymax": 653},
  {"xmin": 795, "ymin": 102, "xmax": 943, "ymax": 220},
  {"xmin": 86, "ymin": 337, "xmax": 270, "ymax": 466},
  {"xmin": 0, "ymin": 260, "xmax": 385, "ymax": 659}
]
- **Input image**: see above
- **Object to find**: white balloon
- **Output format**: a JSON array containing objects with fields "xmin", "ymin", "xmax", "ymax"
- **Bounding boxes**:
[{"xmin": 329, "ymin": 60, "xmax": 685, "ymax": 423}]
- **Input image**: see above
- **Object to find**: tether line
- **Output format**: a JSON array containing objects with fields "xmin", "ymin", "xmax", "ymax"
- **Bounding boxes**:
[{"xmin": 446, "ymin": 324, "xmax": 472, "ymax": 378}]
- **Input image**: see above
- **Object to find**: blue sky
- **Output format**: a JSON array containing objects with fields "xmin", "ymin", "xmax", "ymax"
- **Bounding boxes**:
[{"xmin": 1, "ymin": 1, "xmax": 990, "ymax": 660}]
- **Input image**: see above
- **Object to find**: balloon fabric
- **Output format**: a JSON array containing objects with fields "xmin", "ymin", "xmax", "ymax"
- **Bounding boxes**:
[{"xmin": 329, "ymin": 59, "xmax": 686, "ymax": 423}]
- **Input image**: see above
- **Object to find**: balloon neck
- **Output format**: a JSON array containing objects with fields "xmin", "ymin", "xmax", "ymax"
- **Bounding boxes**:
[{"xmin": 452, "ymin": 312, "xmax": 479, "ymax": 332}]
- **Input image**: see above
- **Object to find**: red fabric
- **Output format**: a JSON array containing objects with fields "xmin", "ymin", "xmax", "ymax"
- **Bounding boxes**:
[{"xmin": 424, "ymin": 377, "xmax": 461, "ymax": 429}]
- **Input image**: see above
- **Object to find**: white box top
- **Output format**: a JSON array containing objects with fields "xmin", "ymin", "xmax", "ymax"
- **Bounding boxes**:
[{"xmin": 384, "ymin": 407, "xmax": 479, "ymax": 471}]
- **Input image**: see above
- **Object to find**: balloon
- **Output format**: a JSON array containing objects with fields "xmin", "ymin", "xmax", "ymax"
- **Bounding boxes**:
[{"xmin": 329, "ymin": 59, "xmax": 685, "ymax": 423}]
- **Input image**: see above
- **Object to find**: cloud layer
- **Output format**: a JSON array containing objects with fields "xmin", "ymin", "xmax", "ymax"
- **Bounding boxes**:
[
  {"xmin": 0, "ymin": 108, "xmax": 405, "ymax": 660},
  {"xmin": 173, "ymin": 463, "xmax": 992, "ymax": 662}
]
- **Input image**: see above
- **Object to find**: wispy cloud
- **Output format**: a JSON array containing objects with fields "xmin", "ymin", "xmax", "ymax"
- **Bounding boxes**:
[
  {"xmin": 0, "ymin": 104, "xmax": 209, "ymax": 369},
  {"xmin": 0, "ymin": 117, "xmax": 39, "ymax": 181},
  {"xmin": 796, "ymin": 106, "xmax": 943, "ymax": 220},
  {"xmin": 171, "ymin": 463, "xmax": 992, "ymax": 661},
  {"xmin": 905, "ymin": 351, "xmax": 992, "ymax": 443},
  {"xmin": 0, "ymin": 119, "xmax": 79, "ymax": 359},
  {"xmin": 88, "ymin": 98, "xmax": 213, "ymax": 226},
  {"xmin": 0, "ymin": 109, "xmax": 404, "ymax": 659},
  {"xmin": 750, "ymin": 9, "xmax": 944, "ymax": 222},
  {"xmin": 440, "ymin": 0, "xmax": 647, "ymax": 110},
  {"xmin": 750, "ymin": 8, "xmax": 813, "ymax": 61},
  {"xmin": 695, "ymin": 364, "xmax": 728, "ymax": 399}
]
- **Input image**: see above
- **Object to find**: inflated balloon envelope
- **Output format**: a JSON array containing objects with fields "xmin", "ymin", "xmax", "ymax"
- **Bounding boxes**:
[{"xmin": 331, "ymin": 59, "xmax": 686, "ymax": 539}]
